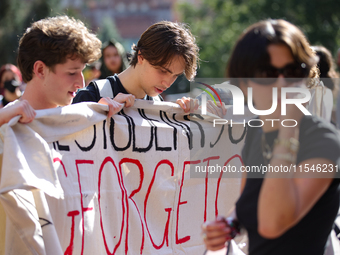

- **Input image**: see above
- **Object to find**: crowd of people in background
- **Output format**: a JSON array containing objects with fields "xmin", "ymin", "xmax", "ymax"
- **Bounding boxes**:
[{"xmin": 3, "ymin": 21, "xmax": 340, "ymax": 128}]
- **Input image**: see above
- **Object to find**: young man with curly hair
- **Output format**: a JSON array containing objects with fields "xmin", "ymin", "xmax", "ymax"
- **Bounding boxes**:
[{"xmin": 0, "ymin": 15, "xmax": 134, "ymax": 254}]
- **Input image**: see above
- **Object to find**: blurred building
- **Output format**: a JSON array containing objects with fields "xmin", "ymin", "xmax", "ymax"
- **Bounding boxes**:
[{"xmin": 60, "ymin": 0, "xmax": 184, "ymax": 47}]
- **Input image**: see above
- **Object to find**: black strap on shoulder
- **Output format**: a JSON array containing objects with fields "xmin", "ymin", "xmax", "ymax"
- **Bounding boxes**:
[
  {"xmin": 89, "ymin": 80, "xmax": 101, "ymax": 100},
  {"xmin": 334, "ymin": 222, "xmax": 340, "ymax": 240},
  {"xmin": 99, "ymin": 75, "xmax": 163, "ymax": 101},
  {"xmin": 106, "ymin": 76, "xmax": 117, "ymax": 97}
]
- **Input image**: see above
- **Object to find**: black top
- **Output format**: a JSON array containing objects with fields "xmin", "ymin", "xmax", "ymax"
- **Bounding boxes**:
[
  {"xmin": 73, "ymin": 74, "xmax": 162, "ymax": 104},
  {"xmin": 236, "ymin": 115, "xmax": 340, "ymax": 255}
]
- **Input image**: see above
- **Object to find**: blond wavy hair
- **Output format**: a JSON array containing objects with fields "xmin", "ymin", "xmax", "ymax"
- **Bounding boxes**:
[{"xmin": 129, "ymin": 21, "xmax": 199, "ymax": 81}]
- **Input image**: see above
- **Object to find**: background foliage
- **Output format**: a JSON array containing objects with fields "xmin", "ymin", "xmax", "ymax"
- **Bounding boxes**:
[
  {"xmin": 0, "ymin": 0, "xmax": 85, "ymax": 66},
  {"xmin": 177, "ymin": 0, "xmax": 340, "ymax": 77},
  {"xmin": 1, "ymin": 0, "xmax": 340, "ymax": 79}
]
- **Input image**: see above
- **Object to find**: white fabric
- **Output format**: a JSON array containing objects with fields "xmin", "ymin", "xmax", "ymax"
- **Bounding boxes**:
[
  {"xmin": 324, "ymin": 208, "xmax": 340, "ymax": 255},
  {"xmin": 96, "ymin": 79, "xmax": 114, "ymax": 99},
  {"xmin": 308, "ymin": 83, "xmax": 333, "ymax": 122},
  {"xmin": 324, "ymin": 230, "xmax": 340, "ymax": 255},
  {"xmin": 0, "ymin": 101, "xmax": 246, "ymax": 255},
  {"xmin": 205, "ymin": 240, "xmax": 246, "ymax": 255}
]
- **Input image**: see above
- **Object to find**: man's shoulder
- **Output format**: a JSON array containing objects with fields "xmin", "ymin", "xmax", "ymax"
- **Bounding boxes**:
[{"xmin": 73, "ymin": 82, "xmax": 100, "ymax": 103}]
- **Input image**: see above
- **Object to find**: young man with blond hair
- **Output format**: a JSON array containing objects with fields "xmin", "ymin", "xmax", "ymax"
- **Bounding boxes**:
[{"xmin": 73, "ymin": 20, "xmax": 200, "ymax": 112}]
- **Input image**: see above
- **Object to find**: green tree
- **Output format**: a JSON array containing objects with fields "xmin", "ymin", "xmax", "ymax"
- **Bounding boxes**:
[
  {"xmin": 250, "ymin": 0, "xmax": 340, "ymax": 55},
  {"xmin": 177, "ymin": 0, "xmax": 340, "ymax": 78},
  {"xmin": 0, "ymin": 0, "xmax": 61, "ymax": 66},
  {"xmin": 97, "ymin": 16, "xmax": 123, "ymax": 44},
  {"xmin": 177, "ymin": 0, "xmax": 253, "ymax": 77}
]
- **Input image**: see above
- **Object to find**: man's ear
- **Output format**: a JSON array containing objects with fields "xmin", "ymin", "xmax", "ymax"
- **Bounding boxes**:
[
  {"xmin": 137, "ymin": 51, "xmax": 144, "ymax": 64},
  {"xmin": 33, "ymin": 60, "xmax": 47, "ymax": 79}
]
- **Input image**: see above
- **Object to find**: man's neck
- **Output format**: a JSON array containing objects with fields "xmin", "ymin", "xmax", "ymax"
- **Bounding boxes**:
[
  {"xmin": 20, "ymin": 82, "xmax": 56, "ymax": 110},
  {"xmin": 117, "ymin": 66, "xmax": 146, "ymax": 99}
]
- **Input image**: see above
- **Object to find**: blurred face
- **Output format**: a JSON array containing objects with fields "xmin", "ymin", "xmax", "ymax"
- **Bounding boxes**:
[
  {"xmin": 42, "ymin": 58, "xmax": 85, "ymax": 109},
  {"xmin": 103, "ymin": 45, "xmax": 122, "ymax": 74},
  {"xmin": 1, "ymin": 70, "xmax": 16, "ymax": 88},
  {"xmin": 244, "ymin": 44, "xmax": 303, "ymax": 118},
  {"xmin": 137, "ymin": 55, "xmax": 185, "ymax": 98}
]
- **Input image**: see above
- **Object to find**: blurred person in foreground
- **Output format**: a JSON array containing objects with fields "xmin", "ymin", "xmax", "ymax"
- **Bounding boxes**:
[{"xmin": 202, "ymin": 19, "xmax": 340, "ymax": 255}]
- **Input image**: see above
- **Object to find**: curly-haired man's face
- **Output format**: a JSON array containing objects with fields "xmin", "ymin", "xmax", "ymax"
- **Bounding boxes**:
[{"xmin": 42, "ymin": 58, "xmax": 86, "ymax": 108}]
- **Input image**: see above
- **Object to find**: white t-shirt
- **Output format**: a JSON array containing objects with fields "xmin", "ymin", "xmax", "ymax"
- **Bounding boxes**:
[{"xmin": 0, "ymin": 100, "xmax": 21, "ymax": 255}]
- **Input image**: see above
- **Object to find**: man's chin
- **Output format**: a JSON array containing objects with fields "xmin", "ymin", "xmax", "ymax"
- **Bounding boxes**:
[
  {"xmin": 60, "ymin": 101, "xmax": 72, "ymax": 107},
  {"xmin": 147, "ymin": 92, "xmax": 160, "ymax": 98}
]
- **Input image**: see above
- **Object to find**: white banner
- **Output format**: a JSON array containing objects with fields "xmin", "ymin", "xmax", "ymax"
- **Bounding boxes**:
[{"xmin": 0, "ymin": 101, "xmax": 246, "ymax": 255}]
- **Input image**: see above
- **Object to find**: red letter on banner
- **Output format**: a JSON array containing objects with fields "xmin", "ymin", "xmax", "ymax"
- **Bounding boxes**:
[
  {"xmin": 98, "ymin": 157, "xmax": 126, "ymax": 255},
  {"xmin": 75, "ymin": 160, "xmax": 94, "ymax": 255},
  {"xmin": 144, "ymin": 159, "xmax": 174, "ymax": 249},
  {"xmin": 176, "ymin": 160, "xmax": 201, "ymax": 244},
  {"xmin": 119, "ymin": 158, "xmax": 144, "ymax": 254}
]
